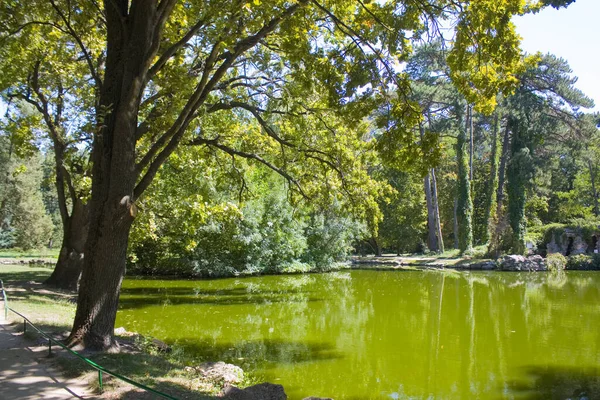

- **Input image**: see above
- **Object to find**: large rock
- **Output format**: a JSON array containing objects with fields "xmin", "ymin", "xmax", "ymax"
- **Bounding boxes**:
[
  {"xmin": 499, "ymin": 255, "xmax": 546, "ymax": 271},
  {"xmin": 467, "ymin": 261, "xmax": 497, "ymax": 270},
  {"xmin": 190, "ymin": 362, "xmax": 244, "ymax": 385},
  {"xmin": 499, "ymin": 255, "xmax": 525, "ymax": 271},
  {"xmin": 222, "ymin": 383, "xmax": 286, "ymax": 400}
]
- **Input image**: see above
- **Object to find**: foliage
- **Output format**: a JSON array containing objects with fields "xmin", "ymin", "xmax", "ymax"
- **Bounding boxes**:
[
  {"xmin": 375, "ymin": 167, "xmax": 427, "ymax": 254},
  {"xmin": 456, "ymin": 105, "xmax": 474, "ymax": 253},
  {"xmin": 129, "ymin": 150, "xmax": 366, "ymax": 277},
  {"xmin": 566, "ymin": 254, "xmax": 600, "ymax": 271},
  {"xmin": 546, "ymin": 253, "xmax": 567, "ymax": 272},
  {"xmin": 302, "ymin": 205, "xmax": 366, "ymax": 271},
  {"xmin": 0, "ymin": 141, "xmax": 55, "ymax": 250},
  {"xmin": 507, "ymin": 146, "xmax": 534, "ymax": 254}
]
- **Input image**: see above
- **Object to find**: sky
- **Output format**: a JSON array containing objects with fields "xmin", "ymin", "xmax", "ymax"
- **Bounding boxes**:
[{"xmin": 514, "ymin": 0, "xmax": 600, "ymax": 112}]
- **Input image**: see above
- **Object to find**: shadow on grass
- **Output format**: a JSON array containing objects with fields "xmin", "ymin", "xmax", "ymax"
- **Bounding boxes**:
[
  {"xmin": 3, "ymin": 281, "xmax": 76, "ymax": 305},
  {"xmin": 508, "ymin": 365, "xmax": 600, "ymax": 399},
  {"xmin": 54, "ymin": 351, "xmax": 218, "ymax": 400},
  {"xmin": 1, "ymin": 266, "xmax": 53, "ymax": 285}
]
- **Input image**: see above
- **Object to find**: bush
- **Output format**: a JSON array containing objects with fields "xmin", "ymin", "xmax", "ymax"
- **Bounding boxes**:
[
  {"xmin": 302, "ymin": 207, "xmax": 366, "ymax": 271},
  {"xmin": 565, "ymin": 254, "xmax": 600, "ymax": 270},
  {"xmin": 129, "ymin": 189, "xmax": 364, "ymax": 277},
  {"xmin": 546, "ymin": 253, "xmax": 567, "ymax": 271},
  {"xmin": 191, "ymin": 193, "xmax": 307, "ymax": 277}
]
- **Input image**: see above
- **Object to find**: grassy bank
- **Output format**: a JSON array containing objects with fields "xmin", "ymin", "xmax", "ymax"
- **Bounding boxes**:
[
  {"xmin": 0, "ymin": 248, "xmax": 59, "ymax": 259},
  {"xmin": 0, "ymin": 264, "xmax": 254, "ymax": 400}
]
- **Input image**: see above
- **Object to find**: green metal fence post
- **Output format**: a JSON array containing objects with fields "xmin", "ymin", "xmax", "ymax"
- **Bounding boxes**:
[
  {"xmin": 23, "ymin": 319, "xmax": 26, "ymax": 333},
  {"xmin": 48, "ymin": 339, "xmax": 52, "ymax": 356},
  {"xmin": 98, "ymin": 370, "xmax": 103, "ymax": 392},
  {"xmin": 1, "ymin": 280, "xmax": 8, "ymax": 320}
]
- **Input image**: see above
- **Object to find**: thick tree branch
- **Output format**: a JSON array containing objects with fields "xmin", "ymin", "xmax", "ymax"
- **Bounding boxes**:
[
  {"xmin": 134, "ymin": 0, "xmax": 309, "ymax": 199},
  {"xmin": 135, "ymin": 40, "xmax": 222, "ymax": 174},
  {"xmin": 62, "ymin": 166, "xmax": 78, "ymax": 205}
]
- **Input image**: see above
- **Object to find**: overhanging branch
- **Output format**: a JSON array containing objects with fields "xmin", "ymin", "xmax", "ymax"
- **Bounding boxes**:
[{"xmin": 188, "ymin": 137, "xmax": 308, "ymax": 198}]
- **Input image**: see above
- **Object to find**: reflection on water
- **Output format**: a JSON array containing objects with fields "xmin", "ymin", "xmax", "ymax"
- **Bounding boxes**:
[{"xmin": 117, "ymin": 271, "xmax": 600, "ymax": 399}]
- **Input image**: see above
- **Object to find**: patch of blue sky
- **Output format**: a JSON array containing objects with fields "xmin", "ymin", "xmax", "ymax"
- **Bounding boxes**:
[{"xmin": 514, "ymin": 0, "xmax": 600, "ymax": 112}]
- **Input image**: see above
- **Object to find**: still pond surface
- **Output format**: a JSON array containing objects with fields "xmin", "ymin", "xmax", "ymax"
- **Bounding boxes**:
[{"xmin": 116, "ymin": 270, "xmax": 600, "ymax": 399}]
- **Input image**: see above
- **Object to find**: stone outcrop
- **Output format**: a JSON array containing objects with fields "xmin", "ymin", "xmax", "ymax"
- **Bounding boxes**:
[
  {"xmin": 187, "ymin": 361, "xmax": 244, "ymax": 385},
  {"xmin": 546, "ymin": 227, "xmax": 600, "ymax": 256},
  {"xmin": 302, "ymin": 397, "xmax": 334, "ymax": 400},
  {"xmin": 222, "ymin": 383, "xmax": 287, "ymax": 400},
  {"xmin": 463, "ymin": 261, "xmax": 497, "ymax": 270},
  {"xmin": 547, "ymin": 230, "xmax": 588, "ymax": 256},
  {"xmin": 499, "ymin": 255, "xmax": 546, "ymax": 271}
]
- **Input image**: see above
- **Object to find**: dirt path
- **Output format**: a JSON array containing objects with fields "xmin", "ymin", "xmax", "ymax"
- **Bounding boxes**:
[{"xmin": 0, "ymin": 318, "xmax": 98, "ymax": 400}]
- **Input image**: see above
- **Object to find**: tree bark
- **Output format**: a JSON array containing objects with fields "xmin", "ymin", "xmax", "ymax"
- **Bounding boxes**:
[
  {"xmin": 368, "ymin": 237, "xmax": 382, "ymax": 257},
  {"xmin": 67, "ymin": 1, "xmax": 157, "ymax": 350},
  {"xmin": 0, "ymin": 134, "xmax": 15, "ymax": 231},
  {"xmin": 67, "ymin": 0, "xmax": 306, "ymax": 350},
  {"xmin": 488, "ymin": 121, "xmax": 511, "ymax": 256},
  {"xmin": 453, "ymin": 198, "xmax": 459, "ymax": 250},
  {"xmin": 420, "ymin": 121, "xmax": 438, "ymax": 253},
  {"xmin": 506, "ymin": 116, "xmax": 532, "ymax": 255},
  {"xmin": 495, "ymin": 122, "xmax": 511, "ymax": 217},
  {"xmin": 424, "ymin": 171, "xmax": 438, "ymax": 252},
  {"xmin": 469, "ymin": 105, "xmax": 474, "ymax": 182},
  {"xmin": 481, "ymin": 113, "xmax": 500, "ymax": 244},
  {"xmin": 431, "ymin": 168, "xmax": 444, "ymax": 253},
  {"xmin": 45, "ymin": 200, "xmax": 89, "ymax": 290},
  {"xmin": 456, "ymin": 103, "xmax": 473, "ymax": 253}
]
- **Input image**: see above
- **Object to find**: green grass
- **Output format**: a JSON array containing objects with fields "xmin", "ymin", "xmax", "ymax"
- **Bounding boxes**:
[
  {"xmin": 0, "ymin": 248, "xmax": 59, "ymax": 259},
  {"xmin": 1, "ymin": 264, "xmax": 74, "ymax": 334}
]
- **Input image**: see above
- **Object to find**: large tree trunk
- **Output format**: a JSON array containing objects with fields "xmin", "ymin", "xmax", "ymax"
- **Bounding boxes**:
[
  {"xmin": 431, "ymin": 168, "xmax": 444, "ymax": 253},
  {"xmin": 424, "ymin": 171, "xmax": 438, "ymax": 252},
  {"xmin": 67, "ymin": 0, "xmax": 305, "ymax": 350},
  {"xmin": 368, "ymin": 237, "xmax": 383, "ymax": 257},
  {"xmin": 469, "ymin": 105, "xmax": 474, "ymax": 182},
  {"xmin": 506, "ymin": 117, "xmax": 532, "ymax": 255},
  {"xmin": 67, "ymin": 1, "xmax": 157, "ymax": 350},
  {"xmin": 456, "ymin": 103, "xmax": 473, "ymax": 253},
  {"xmin": 481, "ymin": 113, "xmax": 501, "ymax": 245},
  {"xmin": 453, "ymin": 198, "xmax": 459, "ymax": 250},
  {"xmin": 421, "ymin": 121, "xmax": 439, "ymax": 253},
  {"xmin": 45, "ymin": 200, "xmax": 89, "ymax": 290},
  {"xmin": 488, "ymin": 121, "xmax": 512, "ymax": 256},
  {"xmin": 495, "ymin": 122, "xmax": 511, "ymax": 217}
]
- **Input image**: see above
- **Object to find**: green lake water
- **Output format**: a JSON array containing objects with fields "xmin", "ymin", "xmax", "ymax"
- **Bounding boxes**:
[{"xmin": 116, "ymin": 270, "xmax": 600, "ymax": 399}]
